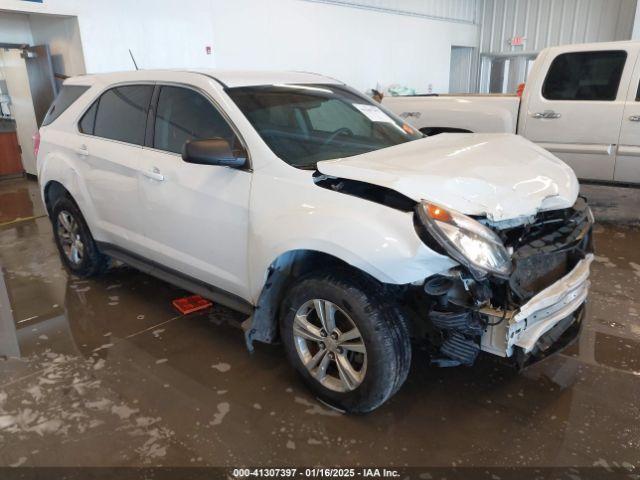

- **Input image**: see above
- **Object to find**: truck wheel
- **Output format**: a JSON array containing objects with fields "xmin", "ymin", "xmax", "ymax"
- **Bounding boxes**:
[
  {"xmin": 279, "ymin": 270, "xmax": 411, "ymax": 413},
  {"xmin": 51, "ymin": 196, "xmax": 109, "ymax": 277}
]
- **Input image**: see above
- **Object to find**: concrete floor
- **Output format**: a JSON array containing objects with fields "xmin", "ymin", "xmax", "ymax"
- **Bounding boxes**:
[{"xmin": 0, "ymin": 177, "xmax": 639, "ymax": 469}]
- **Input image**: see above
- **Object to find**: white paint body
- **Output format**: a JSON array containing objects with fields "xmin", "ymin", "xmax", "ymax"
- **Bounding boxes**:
[
  {"xmin": 384, "ymin": 95, "xmax": 521, "ymax": 136},
  {"xmin": 383, "ymin": 40, "xmax": 640, "ymax": 184},
  {"xmin": 37, "ymin": 69, "xmax": 587, "ymax": 359},
  {"xmin": 317, "ymin": 133, "xmax": 578, "ymax": 222}
]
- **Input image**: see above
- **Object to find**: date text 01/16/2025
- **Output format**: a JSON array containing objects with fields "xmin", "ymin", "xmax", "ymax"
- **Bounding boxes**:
[{"xmin": 231, "ymin": 468, "xmax": 401, "ymax": 478}]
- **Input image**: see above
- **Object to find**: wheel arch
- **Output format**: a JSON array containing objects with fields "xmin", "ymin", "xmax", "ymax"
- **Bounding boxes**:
[
  {"xmin": 245, "ymin": 249, "xmax": 385, "ymax": 349},
  {"xmin": 43, "ymin": 180, "xmax": 73, "ymax": 217},
  {"xmin": 40, "ymin": 156, "xmax": 103, "ymax": 241}
]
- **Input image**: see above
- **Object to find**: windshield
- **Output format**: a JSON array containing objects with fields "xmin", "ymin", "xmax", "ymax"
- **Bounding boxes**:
[{"xmin": 226, "ymin": 84, "xmax": 423, "ymax": 169}]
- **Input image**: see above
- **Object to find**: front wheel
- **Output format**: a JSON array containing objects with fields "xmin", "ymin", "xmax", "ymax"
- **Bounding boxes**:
[{"xmin": 280, "ymin": 270, "xmax": 411, "ymax": 413}]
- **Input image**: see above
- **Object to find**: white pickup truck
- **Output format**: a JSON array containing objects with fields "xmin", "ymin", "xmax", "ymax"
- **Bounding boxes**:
[{"xmin": 384, "ymin": 40, "xmax": 640, "ymax": 185}]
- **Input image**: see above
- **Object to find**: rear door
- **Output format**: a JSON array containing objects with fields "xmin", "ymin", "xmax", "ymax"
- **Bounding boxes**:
[
  {"xmin": 521, "ymin": 47, "xmax": 633, "ymax": 181},
  {"xmin": 615, "ymin": 51, "xmax": 640, "ymax": 184},
  {"xmin": 77, "ymin": 84, "xmax": 154, "ymax": 253}
]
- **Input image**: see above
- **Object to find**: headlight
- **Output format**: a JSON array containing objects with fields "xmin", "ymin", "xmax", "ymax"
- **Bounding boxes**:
[{"xmin": 417, "ymin": 201, "xmax": 512, "ymax": 278}]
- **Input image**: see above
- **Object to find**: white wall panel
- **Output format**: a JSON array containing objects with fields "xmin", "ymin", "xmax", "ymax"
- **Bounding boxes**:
[
  {"xmin": 211, "ymin": 0, "xmax": 478, "ymax": 92},
  {"xmin": 29, "ymin": 14, "xmax": 86, "ymax": 78},
  {"xmin": 300, "ymin": 0, "xmax": 480, "ymax": 24},
  {"xmin": 0, "ymin": 0, "xmax": 480, "ymax": 93},
  {"xmin": 480, "ymin": 0, "xmax": 637, "ymax": 55},
  {"xmin": 449, "ymin": 46, "xmax": 475, "ymax": 92},
  {"xmin": 0, "ymin": 11, "xmax": 33, "ymax": 44}
]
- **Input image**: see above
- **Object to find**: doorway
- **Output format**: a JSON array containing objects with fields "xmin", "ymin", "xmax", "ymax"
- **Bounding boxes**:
[
  {"xmin": 480, "ymin": 54, "xmax": 538, "ymax": 94},
  {"xmin": 0, "ymin": 12, "xmax": 84, "ymax": 178},
  {"xmin": 0, "ymin": 46, "xmax": 56, "ymax": 176},
  {"xmin": 449, "ymin": 46, "xmax": 475, "ymax": 94}
]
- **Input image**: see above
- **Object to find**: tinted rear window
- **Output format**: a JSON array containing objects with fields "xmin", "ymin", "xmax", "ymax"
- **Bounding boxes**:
[
  {"xmin": 542, "ymin": 50, "xmax": 627, "ymax": 101},
  {"xmin": 42, "ymin": 85, "xmax": 89, "ymax": 126},
  {"xmin": 92, "ymin": 85, "xmax": 153, "ymax": 145},
  {"xmin": 79, "ymin": 100, "xmax": 98, "ymax": 135}
]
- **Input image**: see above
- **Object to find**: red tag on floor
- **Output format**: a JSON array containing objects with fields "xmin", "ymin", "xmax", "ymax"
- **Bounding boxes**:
[{"xmin": 172, "ymin": 295, "xmax": 213, "ymax": 315}]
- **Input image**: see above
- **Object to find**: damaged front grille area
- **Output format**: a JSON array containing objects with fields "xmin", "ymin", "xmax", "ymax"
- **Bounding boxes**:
[
  {"xmin": 511, "ymin": 250, "xmax": 568, "ymax": 300},
  {"xmin": 422, "ymin": 197, "xmax": 593, "ymax": 367},
  {"xmin": 505, "ymin": 197, "xmax": 593, "ymax": 303}
]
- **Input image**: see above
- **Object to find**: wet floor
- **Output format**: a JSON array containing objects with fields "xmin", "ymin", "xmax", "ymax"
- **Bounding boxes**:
[{"xmin": 0, "ymin": 177, "xmax": 639, "ymax": 469}]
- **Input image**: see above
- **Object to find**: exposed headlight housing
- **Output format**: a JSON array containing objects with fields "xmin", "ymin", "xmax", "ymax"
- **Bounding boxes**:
[{"xmin": 416, "ymin": 201, "xmax": 512, "ymax": 279}]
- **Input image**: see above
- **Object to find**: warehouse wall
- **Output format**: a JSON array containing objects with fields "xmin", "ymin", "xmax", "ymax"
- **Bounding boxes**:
[
  {"xmin": 0, "ymin": 11, "xmax": 33, "ymax": 44},
  {"xmin": 300, "ymin": 0, "xmax": 479, "ymax": 24},
  {"xmin": 0, "ymin": 0, "xmax": 480, "ymax": 93},
  {"xmin": 476, "ymin": 0, "xmax": 637, "ymax": 92},
  {"xmin": 29, "ymin": 14, "xmax": 86, "ymax": 81},
  {"xmin": 211, "ymin": 0, "xmax": 479, "ymax": 92},
  {"xmin": 479, "ymin": 0, "xmax": 637, "ymax": 55}
]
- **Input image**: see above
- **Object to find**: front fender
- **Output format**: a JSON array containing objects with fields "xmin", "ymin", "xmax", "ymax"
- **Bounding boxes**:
[{"xmin": 248, "ymin": 169, "xmax": 457, "ymax": 302}]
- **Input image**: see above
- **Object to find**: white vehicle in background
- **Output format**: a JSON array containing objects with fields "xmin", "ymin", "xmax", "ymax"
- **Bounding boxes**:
[
  {"xmin": 384, "ymin": 40, "xmax": 640, "ymax": 185},
  {"xmin": 37, "ymin": 70, "xmax": 593, "ymax": 413}
]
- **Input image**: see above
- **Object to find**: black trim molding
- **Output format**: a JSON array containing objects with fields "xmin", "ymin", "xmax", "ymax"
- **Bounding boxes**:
[{"xmin": 96, "ymin": 242, "xmax": 254, "ymax": 315}]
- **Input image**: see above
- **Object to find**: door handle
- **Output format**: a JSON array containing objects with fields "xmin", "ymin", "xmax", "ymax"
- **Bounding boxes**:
[
  {"xmin": 532, "ymin": 110, "xmax": 561, "ymax": 119},
  {"xmin": 75, "ymin": 144, "xmax": 89, "ymax": 156},
  {"xmin": 142, "ymin": 167, "xmax": 165, "ymax": 181},
  {"xmin": 629, "ymin": 115, "xmax": 640, "ymax": 122}
]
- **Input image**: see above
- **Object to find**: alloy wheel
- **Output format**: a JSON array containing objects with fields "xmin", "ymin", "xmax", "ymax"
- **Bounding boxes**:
[
  {"xmin": 292, "ymin": 299, "xmax": 367, "ymax": 392},
  {"xmin": 57, "ymin": 210, "xmax": 85, "ymax": 266}
]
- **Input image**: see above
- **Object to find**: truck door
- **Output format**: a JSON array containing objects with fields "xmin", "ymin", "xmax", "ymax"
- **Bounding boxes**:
[
  {"xmin": 521, "ymin": 48, "xmax": 633, "ymax": 181},
  {"xmin": 615, "ymin": 50, "xmax": 640, "ymax": 184}
]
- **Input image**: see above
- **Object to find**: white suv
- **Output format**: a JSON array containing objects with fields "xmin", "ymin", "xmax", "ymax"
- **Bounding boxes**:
[{"xmin": 37, "ymin": 70, "xmax": 594, "ymax": 413}]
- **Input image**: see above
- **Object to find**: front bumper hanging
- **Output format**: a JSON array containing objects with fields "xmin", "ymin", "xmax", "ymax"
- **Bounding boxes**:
[{"xmin": 480, "ymin": 253, "xmax": 593, "ymax": 358}]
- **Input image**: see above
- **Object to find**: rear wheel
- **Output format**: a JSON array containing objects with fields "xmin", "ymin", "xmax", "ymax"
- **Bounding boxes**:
[
  {"xmin": 280, "ymin": 270, "xmax": 411, "ymax": 413},
  {"xmin": 51, "ymin": 196, "xmax": 109, "ymax": 277}
]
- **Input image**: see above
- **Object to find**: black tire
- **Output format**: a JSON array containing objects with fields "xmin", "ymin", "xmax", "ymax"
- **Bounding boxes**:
[
  {"xmin": 279, "ymin": 269, "xmax": 411, "ymax": 413},
  {"xmin": 51, "ymin": 195, "xmax": 109, "ymax": 277}
]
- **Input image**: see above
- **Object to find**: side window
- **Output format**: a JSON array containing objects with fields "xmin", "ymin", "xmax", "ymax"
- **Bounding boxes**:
[
  {"xmin": 79, "ymin": 100, "xmax": 98, "ymax": 134},
  {"xmin": 42, "ymin": 85, "xmax": 89, "ymax": 126},
  {"xmin": 153, "ymin": 86, "xmax": 236, "ymax": 154},
  {"xmin": 90, "ymin": 85, "xmax": 153, "ymax": 145},
  {"xmin": 542, "ymin": 50, "xmax": 627, "ymax": 101}
]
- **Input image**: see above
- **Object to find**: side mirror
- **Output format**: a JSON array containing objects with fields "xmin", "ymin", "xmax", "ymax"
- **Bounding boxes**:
[{"xmin": 182, "ymin": 138, "xmax": 247, "ymax": 168}]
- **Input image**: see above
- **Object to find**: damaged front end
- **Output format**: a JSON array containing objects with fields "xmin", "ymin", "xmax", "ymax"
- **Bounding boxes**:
[{"xmin": 414, "ymin": 197, "xmax": 594, "ymax": 368}]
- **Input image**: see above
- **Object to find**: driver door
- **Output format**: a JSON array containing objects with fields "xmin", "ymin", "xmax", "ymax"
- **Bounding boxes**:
[{"xmin": 138, "ymin": 84, "xmax": 252, "ymax": 299}]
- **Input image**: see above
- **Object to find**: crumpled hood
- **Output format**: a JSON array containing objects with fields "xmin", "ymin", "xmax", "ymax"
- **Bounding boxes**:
[{"xmin": 316, "ymin": 133, "xmax": 579, "ymax": 221}]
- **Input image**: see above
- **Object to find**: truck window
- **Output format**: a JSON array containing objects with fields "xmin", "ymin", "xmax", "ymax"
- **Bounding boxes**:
[{"xmin": 542, "ymin": 50, "xmax": 626, "ymax": 101}]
